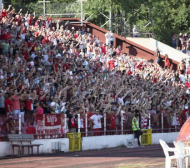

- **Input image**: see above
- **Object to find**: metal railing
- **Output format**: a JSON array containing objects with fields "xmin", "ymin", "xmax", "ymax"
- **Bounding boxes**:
[
  {"xmin": 0, "ymin": 112, "xmax": 183, "ymax": 141},
  {"xmin": 121, "ymin": 32, "xmax": 154, "ymax": 38}
]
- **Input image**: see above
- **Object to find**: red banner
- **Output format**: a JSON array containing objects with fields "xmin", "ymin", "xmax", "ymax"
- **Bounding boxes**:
[{"xmin": 36, "ymin": 114, "xmax": 61, "ymax": 135}]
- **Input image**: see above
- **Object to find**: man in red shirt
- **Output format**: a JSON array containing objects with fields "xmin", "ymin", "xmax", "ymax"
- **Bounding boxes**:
[
  {"xmin": 26, "ymin": 121, "xmax": 36, "ymax": 134},
  {"xmin": 108, "ymin": 57, "xmax": 115, "ymax": 70},
  {"xmin": 4, "ymin": 93, "xmax": 13, "ymax": 116},
  {"xmin": 11, "ymin": 89, "xmax": 22, "ymax": 119},
  {"xmin": 24, "ymin": 94, "xmax": 33, "ymax": 114}
]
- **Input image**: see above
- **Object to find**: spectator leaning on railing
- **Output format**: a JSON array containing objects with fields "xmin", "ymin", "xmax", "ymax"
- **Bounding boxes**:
[
  {"xmin": 173, "ymin": 32, "xmax": 190, "ymax": 55},
  {"xmin": 0, "ymin": 4, "xmax": 189, "ymax": 136}
]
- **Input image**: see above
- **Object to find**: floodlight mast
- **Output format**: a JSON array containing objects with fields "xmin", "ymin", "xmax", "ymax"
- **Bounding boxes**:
[
  {"xmin": 0, "ymin": 0, "xmax": 2, "ymax": 11},
  {"xmin": 39, "ymin": 0, "xmax": 50, "ymax": 16},
  {"xmin": 79, "ymin": 0, "xmax": 87, "ymax": 26}
]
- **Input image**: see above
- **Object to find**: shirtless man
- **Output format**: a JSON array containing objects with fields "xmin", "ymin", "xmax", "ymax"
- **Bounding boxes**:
[{"xmin": 178, "ymin": 60, "xmax": 185, "ymax": 74}]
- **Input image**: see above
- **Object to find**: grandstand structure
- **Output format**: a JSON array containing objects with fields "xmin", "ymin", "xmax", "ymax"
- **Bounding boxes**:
[{"xmin": 0, "ymin": 15, "xmax": 188, "ymax": 156}]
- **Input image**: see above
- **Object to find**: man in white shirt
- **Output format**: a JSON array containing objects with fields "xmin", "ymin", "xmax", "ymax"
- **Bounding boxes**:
[
  {"xmin": 110, "ymin": 31, "xmax": 114, "ymax": 46},
  {"xmin": 89, "ymin": 110, "xmax": 103, "ymax": 136},
  {"xmin": 105, "ymin": 31, "xmax": 111, "ymax": 46}
]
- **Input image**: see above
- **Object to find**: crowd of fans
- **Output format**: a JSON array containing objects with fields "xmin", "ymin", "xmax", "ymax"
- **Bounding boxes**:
[
  {"xmin": 172, "ymin": 33, "xmax": 190, "ymax": 55},
  {"xmin": 0, "ymin": 5, "xmax": 190, "ymax": 136}
]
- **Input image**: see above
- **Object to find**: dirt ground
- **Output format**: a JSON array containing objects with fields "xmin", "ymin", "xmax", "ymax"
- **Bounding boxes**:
[{"xmin": 0, "ymin": 144, "xmax": 170, "ymax": 168}]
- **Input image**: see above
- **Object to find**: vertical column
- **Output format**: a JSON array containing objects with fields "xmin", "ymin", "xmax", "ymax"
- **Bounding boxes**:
[
  {"xmin": 104, "ymin": 113, "xmax": 106, "ymax": 135},
  {"xmin": 85, "ymin": 113, "xmax": 88, "ymax": 137},
  {"xmin": 43, "ymin": 114, "xmax": 45, "ymax": 139},
  {"xmin": 161, "ymin": 112, "xmax": 163, "ymax": 133},
  {"xmin": 43, "ymin": 0, "xmax": 45, "ymax": 16},
  {"xmin": 64, "ymin": 113, "xmax": 67, "ymax": 138},
  {"xmin": 174, "ymin": 113, "xmax": 177, "ymax": 132},
  {"xmin": 78, "ymin": 114, "xmax": 80, "ymax": 133},
  {"xmin": 109, "ymin": 6, "xmax": 112, "ymax": 31},
  {"xmin": 0, "ymin": 0, "xmax": 2, "ymax": 11},
  {"xmin": 81, "ymin": 0, "xmax": 83, "ymax": 26},
  {"xmin": 19, "ymin": 114, "xmax": 21, "ymax": 134},
  {"xmin": 121, "ymin": 113, "xmax": 123, "ymax": 135},
  {"xmin": 148, "ymin": 113, "xmax": 151, "ymax": 129}
]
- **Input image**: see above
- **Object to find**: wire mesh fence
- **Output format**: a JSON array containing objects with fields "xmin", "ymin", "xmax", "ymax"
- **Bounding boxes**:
[{"xmin": 6, "ymin": 2, "xmax": 82, "ymax": 18}]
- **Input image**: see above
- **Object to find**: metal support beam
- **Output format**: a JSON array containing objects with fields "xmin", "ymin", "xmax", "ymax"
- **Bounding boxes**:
[
  {"xmin": 39, "ymin": 0, "xmax": 50, "ymax": 16},
  {"xmin": 109, "ymin": 6, "xmax": 112, "ymax": 31},
  {"xmin": 0, "ymin": 0, "xmax": 2, "ymax": 11},
  {"xmin": 101, "ymin": 20, "xmax": 109, "ymax": 28},
  {"xmin": 81, "ymin": 0, "xmax": 83, "ymax": 26}
]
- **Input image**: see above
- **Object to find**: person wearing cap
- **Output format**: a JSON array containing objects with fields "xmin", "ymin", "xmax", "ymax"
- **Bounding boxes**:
[
  {"xmin": 132, "ymin": 112, "xmax": 143, "ymax": 146},
  {"xmin": 89, "ymin": 109, "xmax": 103, "ymax": 136}
]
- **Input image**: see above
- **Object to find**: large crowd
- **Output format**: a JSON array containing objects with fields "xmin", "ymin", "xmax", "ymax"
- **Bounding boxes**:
[{"xmin": 0, "ymin": 5, "xmax": 190, "ymax": 136}]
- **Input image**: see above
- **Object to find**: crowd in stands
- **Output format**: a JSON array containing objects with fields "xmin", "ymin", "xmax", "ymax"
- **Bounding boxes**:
[
  {"xmin": 0, "ymin": 5, "xmax": 190, "ymax": 136},
  {"xmin": 172, "ymin": 33, "xmax": 190, "ymax": 55}
]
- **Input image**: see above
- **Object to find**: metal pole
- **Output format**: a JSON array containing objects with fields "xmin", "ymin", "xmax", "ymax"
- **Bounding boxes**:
[
  {"xmin": 43, "ymin": 0, "xmax": 45, "ymax": 16},
  {"xmin": 122, "ymin": 10, "xmax": 126, "ymax": 33},
  {"xmin": 85, "ymin": 113, "xmax": 88, "ymax": 137},
  {"xmin": 174, "ymin": 113, "xmax": 177, "ymax": 132},
  {"xmin": 64, "ymin": 114, "xmax": 67, "ymax": 138},
  {"xmin": 161, "ymin": 112, "xmax": 163, "ymax": 132},
  {"xmin": 19, "ymin": 114, "xmax": 21, "ymax": 134},
  {"xmin": 121, "ymin": 113, "xmax": 123, "ymax": 135},
  {"xmin": 81, "ymin": 0, "xmax": 83, "ymax": 26},
  {"xmin": 0, "ymin": 0, "xmax": 2, "ymax": 11},
  {"xmin": 148, "ymin": 113, "xmax": 151, "ymax": 129},
  {"xmin": 104, "ymin": 113, "xmax": 106, "ymax": 135},
  {"xmin": 43, "ymin": 114, "xmax": 45, "ymax": 139},
  {"xmin": 109, "ymin": 5, "xmax": 112, "ymax": 31},
  {"xmin": 78, "ymin": 114, "xmax": 80, "ymax": 133}
]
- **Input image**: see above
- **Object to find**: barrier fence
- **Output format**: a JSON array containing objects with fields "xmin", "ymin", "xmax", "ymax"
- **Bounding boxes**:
[{"xmin": 0, "ymin": 112, "xmax": 183, "ymax": 141}]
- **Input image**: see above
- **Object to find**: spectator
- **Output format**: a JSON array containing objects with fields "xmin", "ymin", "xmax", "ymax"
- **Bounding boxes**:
[
  {"xmin": 11, "ymin": 89, "xmax": 22, "ymax": 119},
  {"xmin": 132, "ymin": 113, "xmax": 143, "ymax": 146},
  {"xmin": 164, "ymin": 54, "xmax": 169, "ymax": 69},
  {"xmin": 110, "ymin": 31, "xmax": 114, "ymax": 46},
  {"xmin": 60, "ymin": 112, "xmax": 69, "ymax": 137},
  {"xmin": 0, "ymin": 91, "xmax": 5, "ymax": 114},
  {"xmin": 172, "ymin": 34, "xmax": 177, "ymax": 48},
  {"xmin": 35, "ymin": 102, "xmax": 43, "ymax": 115},
  {"xmin": 156, "ymin": 48, "xmax": 161, "ymax": 64},
  {"xmin": 177, "ymin": 33, "xmax": 183, "ymax": 50},
  {"xmin": 67, "ymin": 108, "xmax": 78, "ymax": 133},
  {"xmin": 105, "ymin": 31, "xmax": 111, "ymax": 46},
  {"xmin": 124, "ymin": 108, "xmax": 134, "ymax": 130},
  {"xmin": 89, "ymin": 109, "xmax": 103, "ymax": 136},
  {"xmin": 4, "ymin": 93, "xmax": 13, "ymax": 116},
  {"xmin": 26, "ymin": 121, "xmax": 36, "ymax": 134},
  {"xmin": 132, "ymin": 25, "xmax": 138, "ymax": 37}
]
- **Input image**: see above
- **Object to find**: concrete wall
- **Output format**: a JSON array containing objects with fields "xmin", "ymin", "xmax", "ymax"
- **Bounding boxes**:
[
  {"xmin": 0, "ymin": 132, "xmax": 179, "ymax": 157},
  {"xmin": 81, "ymin": 132, "xmax": 179, "ymax": 151},
  {"xmin": 127, "ymin": 37, "xmax": 189, "ymax": 63},
  {"xmin": 0, "ymin": 138, "xmax": 69, "ymax": 157}
]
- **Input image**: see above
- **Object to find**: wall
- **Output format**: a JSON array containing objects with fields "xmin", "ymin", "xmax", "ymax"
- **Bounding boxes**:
[
  {"xmin": 0, "ymin": 132, "xmax": 179, "ymax": 157},
  {"xmin": 81, "ymin": 132, "xmax": 179, "ymax": 151},
  {"xmin": 0, "ymin": 138, "xmax": 69, "ymax": 157},
  {"xmin": 127, "ymin": 38, "xmax": 189, "ymax": 63}
]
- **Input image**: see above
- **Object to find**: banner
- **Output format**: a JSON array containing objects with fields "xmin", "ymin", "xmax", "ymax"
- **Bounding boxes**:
[{"xmin": 36, "ymin": 114, "xmax": 61, "ymax": 135}]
